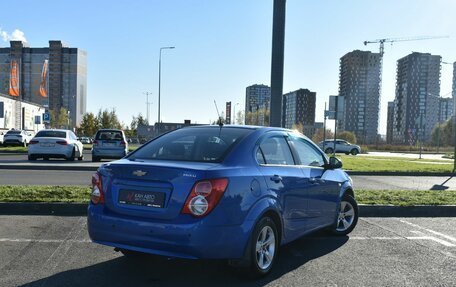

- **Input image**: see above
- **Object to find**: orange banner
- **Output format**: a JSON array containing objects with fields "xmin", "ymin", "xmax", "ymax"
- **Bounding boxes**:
[
  {"xmin": 39, "ymin": 60, "xmax": 48, "ymax": 97},
  {"xmin": 9, "ymin": 59, "xmax": 20, "ymax": 97}
]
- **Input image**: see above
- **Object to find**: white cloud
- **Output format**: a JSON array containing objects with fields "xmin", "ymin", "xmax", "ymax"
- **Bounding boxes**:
[{"xmin": 0, "ymin": 28, "xmax": 27, "ymax": 43}]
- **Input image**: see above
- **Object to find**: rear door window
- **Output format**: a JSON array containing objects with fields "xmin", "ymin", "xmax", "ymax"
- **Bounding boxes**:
[{"xmin": 257, "ymin": 136, "xmax": 294, "ymax": 165}]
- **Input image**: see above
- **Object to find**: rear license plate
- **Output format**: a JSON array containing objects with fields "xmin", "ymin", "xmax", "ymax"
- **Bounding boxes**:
[
  {"xmin": 103, "ymin": 142, "xmax": 115, "ymax": 146},
  {"xmin": 118, "ymin": 190, "xmax": 165, "ymax": 208},
  {"xmin": 40, "ymin": 143, "xmax": 55, "ymax": 147}
]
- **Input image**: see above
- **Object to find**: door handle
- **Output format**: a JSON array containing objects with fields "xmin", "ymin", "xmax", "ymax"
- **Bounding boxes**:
[
  {"xmin": 270, "ymin": 175, "xmax": 282, "ymax": 183},
  {"xmin": 309, "ymin": 177, "xmax": 318, "ymax": 184}
]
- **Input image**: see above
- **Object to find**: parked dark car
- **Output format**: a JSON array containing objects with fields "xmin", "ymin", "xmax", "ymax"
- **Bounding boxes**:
[{"xmin": 87, "ymin": 126, "xmax": 358, "ymax": 277}]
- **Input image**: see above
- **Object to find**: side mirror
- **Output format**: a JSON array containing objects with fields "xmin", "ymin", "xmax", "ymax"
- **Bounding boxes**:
[{"xmin": 326, "ymin": 156, "xmax": 343, "ymax": 169}]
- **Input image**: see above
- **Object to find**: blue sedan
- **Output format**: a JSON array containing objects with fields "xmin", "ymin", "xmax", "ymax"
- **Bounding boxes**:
[{"xmin": 87, "ymin": 125, "xmax": 358, "ymax": 277}]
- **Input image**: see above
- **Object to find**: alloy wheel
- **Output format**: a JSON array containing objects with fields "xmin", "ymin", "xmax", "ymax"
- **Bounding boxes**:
[
  {"xmin": 255, "ymin": 226, "xmax": 276, "ymax": 270},
  {"xmin": 336, "ymin": 200, "xmax": 355, "ymax": 232}
]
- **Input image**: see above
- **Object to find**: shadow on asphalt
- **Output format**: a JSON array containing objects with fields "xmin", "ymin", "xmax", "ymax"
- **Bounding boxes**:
[{"xmin": 21, "ymin": 233, "xmax": 348, "ymax": 287}]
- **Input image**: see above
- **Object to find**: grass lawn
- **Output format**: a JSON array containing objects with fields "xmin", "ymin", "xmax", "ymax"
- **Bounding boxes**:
[
  {"xmin": 0, "ymin": 146, "xmax": 28, "ymax": 153},
  {"xmin": 1, "ymin": 186, "xmax": 455, "ymax": 206},
  {"xmin": 338, "ymin": 154, "xmax": 453, "ymax": 173}
]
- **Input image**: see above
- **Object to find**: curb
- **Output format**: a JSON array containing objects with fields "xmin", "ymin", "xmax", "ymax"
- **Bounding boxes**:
[
  {"xmin": 0, "ymin": 164, "xmax": 99, "ymax": 171},
  {"xmin": 0, "ymin": 202, "xmax": 455, "ymax": 217},
  {"xmin": 347, "ymin": 171, "xmax": 455, "ymax": 177}
]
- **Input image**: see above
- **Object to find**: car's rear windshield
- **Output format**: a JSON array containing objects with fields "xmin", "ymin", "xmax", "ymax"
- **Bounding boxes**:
[
  {"xmin": 128, "ymin": 127, "xmax": 254, "ymax": 163},
  {"xmin": 35, "ymin": 131, "xmax": 66, "ymax": 138},
  {"xmin": 95, "ymin": 131, "xmax": 123, "ymax": 141},
  {"xmin": 6, "ymin": 130, "xmax": 21, "ymax": 135}
]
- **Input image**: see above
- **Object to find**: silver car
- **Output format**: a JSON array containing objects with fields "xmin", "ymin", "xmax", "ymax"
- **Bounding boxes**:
[
  {"xmin": 92, "ymin": 129, "xmax": 128, "ymax": 162},
  {"xmin": 28, "ymin": 129, "xmax": 84, "ymax": 161},
  {"xmin": 319, "ymin": 139, "xmax": 361, "ymax": 155}
]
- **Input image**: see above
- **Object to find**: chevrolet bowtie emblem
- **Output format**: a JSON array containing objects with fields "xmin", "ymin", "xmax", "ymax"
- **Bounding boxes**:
[{"xmin": 132, "ymin": 170, "xmax": 147, "ymax": 177}]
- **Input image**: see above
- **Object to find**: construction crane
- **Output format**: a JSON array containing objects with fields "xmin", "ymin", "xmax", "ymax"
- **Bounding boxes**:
[{"xmin": 363, "ymin": 36, "xmax": 449, "ymax": 57}]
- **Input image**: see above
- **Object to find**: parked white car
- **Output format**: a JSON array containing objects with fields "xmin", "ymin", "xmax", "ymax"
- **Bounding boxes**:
[
  {"xmin": 318, "ymin": 139, "xmax": 361, "ymax": 155},
  {"xmin": 0, "ymin": 131, "xmax": 4, "ymax": 145},
  {"xmin": 3, "ymin": 130, "xmax": 34, "ymax": 147},
  {"xmin": 28, "ymin": 129, "xmax": 84, "ymax": 161}
]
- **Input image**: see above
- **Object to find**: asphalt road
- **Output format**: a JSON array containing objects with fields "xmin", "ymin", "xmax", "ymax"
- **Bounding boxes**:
[
  {"xmin": 1, "ymin": 168, "xmax": 456, "ymax": 191},
  {"xmin": 0, "ymin": 216, "xmax": 454, "ymax": 286}
]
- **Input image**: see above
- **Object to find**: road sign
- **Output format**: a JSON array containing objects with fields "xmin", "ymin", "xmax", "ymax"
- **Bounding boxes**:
[{"xmin": 43, "ymin": 112, "xmax": 50, "ymax": 123}]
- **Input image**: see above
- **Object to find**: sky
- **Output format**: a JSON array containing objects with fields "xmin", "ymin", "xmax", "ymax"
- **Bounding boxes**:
[{"xmin": 1, "ymin": 0, "xmax": 455, "ymax": 134}]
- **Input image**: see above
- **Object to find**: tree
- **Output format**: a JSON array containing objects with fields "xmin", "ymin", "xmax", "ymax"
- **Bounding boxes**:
[
  {"xmin": 236, "ymin": 110, "xmax": 245, "ymax": 125},
  {"xmin": 432, "ymin": 119, "xmax": 454, "ymax": 146},
  {"xmin": 49, "ymin": 107, "xmax": 69, "ymax": 129},
  {"xmin": 97, "ymin": 108, "xmax": 122, "ymax": 130},
  {"xmin": 77, "ymin": 112, "xmax": 98, "ymax": 136},
  {"xmin": 312, "ymin": 128, "xmax": 334, "ymax": 143},
  {"xmin": 337, "ymin": 131, "xmax": 357, "ymax": 144},
  {"xmin": 292, "ymin": 123, "xmax": 304, "ymax": 133}
]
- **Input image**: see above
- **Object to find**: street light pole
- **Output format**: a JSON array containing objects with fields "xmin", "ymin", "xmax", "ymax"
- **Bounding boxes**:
[{"xmin": 157, "ymin": 46, "xmax": 175, "ymax": 135}]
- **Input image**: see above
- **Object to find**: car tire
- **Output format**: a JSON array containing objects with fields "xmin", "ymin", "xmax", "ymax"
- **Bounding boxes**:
[
  {"xmin": 325, "ymin": 148, "xmax": 334, "ymax": 154},
  {"xmin": 66, "ymin": 148, "xmax": 75, "ymax": 161},
  {"xmin": 28, "ymin": 155, "xmax": 36, "ymax": 161},
  {"xmin": 78, "ymin": 155, "xmax": 84, "ymax": 161},
  {"xmin": 350, "ymin": 149, "xmax": 359, "ymax": 156},
  {"xmin": 331, "ymin": 194, "xmax": 359, "ymax": 236},
  {"xmin": 92, "ymin": 156, "xmax": 100, "ymax": 162},
  {"xmin": 244, "ymin": 216, "xmax": 279, "ymax": 278}
]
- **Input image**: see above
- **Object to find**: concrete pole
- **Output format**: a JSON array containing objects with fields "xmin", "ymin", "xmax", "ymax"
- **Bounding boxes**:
[{"xmin": 269, "ymin": 0, "xmax": 286, "ymax": 127}]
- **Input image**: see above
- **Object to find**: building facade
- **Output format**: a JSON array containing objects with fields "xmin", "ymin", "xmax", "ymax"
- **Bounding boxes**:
[
  {"xmin": 0, "ymin": 93, "xmax": 45, "ymax": 133},
  {"xmin": 282, "ymin": 89, "xmax": 316, "ymax": 136},
  {"xmin": 439, "ymin": 97, "xmax": 453, "ymax": 123},
  {"xmin": 245, "ymin": 84, "xmax": 270, "ymax": 125},
  {"xmin": 338, "ymin": 50, "xmax": 381, "ymax": 144},
  {"xmin": 392, "ymin": 52, "xmax": 441, "ymax": 144},
  {"xmin": 0, "ymin": 41, "xmax": 87, "ymax": 128},
  {"xmin": 386, "ymin": 101, "xmax": 395, "ymax": 144}
]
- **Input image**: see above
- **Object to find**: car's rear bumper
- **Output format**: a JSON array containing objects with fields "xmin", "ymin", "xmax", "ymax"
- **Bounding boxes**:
[
  {"xmin": 87, "ymin": 204, "xmax": 249, "ymax": 259},
  {"xmin": 92, "ymin": 148, "xmax": 127, "ymax": 158}
]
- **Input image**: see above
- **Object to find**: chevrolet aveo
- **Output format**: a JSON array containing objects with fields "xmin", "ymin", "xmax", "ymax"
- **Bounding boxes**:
[{"xmin": 87, "ymin": 126, "xmax": 358, "ymax": 277}]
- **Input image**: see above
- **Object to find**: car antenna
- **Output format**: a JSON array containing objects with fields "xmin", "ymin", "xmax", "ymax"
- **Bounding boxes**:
[{"xmin": 213, "ymin": 100, "xmax": 224, "ymax": 128}]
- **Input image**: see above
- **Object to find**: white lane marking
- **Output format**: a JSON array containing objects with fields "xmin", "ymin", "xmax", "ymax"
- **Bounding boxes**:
[
  {"xmin": 0, "ymin": 238, "xmax": 90, "ymax": 243},
  {"xmin": 400, "ymin": 219, "xmax": 456, "ymax": 243},
  {"xmin": 409, "ymin": 230, "xmax": 456, "ymax": 247}
]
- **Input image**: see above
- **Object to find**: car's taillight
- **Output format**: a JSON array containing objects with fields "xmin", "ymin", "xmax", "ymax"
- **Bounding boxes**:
[
  {"xmin": 120, "ymin": 140, "xmax": 126, "ymax": 146},
  {"xmin": 93, "ymin": 140, "xmax": 99, "ymax": 146},
  {"xmin": 182, "ymin": 178, "xmax": 228, "ymax": 217},
  {"xmin": 29, "ymin": 140, "xmax": 39, "ymax": 145},
  {"xmin": 56, "ymin": 140, "xmax": 68, "ymax": 145},
  {"xmin": 91, "ymin": 172, "xmax": 104, "ymax": 204}
]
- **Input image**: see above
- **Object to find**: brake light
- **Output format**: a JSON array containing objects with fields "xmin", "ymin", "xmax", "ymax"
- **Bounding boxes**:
[
  {"xmin": 182, "ymin": 178, "xmax": 228, "ymax": 217},
  {"xmin": 93, "ymin": 140, "xmax": 99, "ymax": 146},
  {"xmin": 120, "ymin": 141, "xmax": 126, "ymax": 146},
  {"xmin": 91, "ymin": 172, "xmax": 104, "ymax": 204},
  {"xmin": 56, "ymin": 140, "xmax": 68, "ymax": 145},
  {"xmin": 29, "ymin": 140, "xmax": 39, "ymax": 145}
]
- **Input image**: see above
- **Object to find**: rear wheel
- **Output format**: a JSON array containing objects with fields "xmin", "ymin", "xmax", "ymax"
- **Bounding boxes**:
[
  {"xmin": 350, "ymin": 149, "xmax": 359, "ymax": 156},
  {"xmin": 92, "ymin": 156, "xmax": 100, "ymax": 162},
  {"xmin": 28, "ymin": 154, "xmax": 36, "ymax": 161},
  {"xmin": 332, "ymin": 194, "xmax": 358, "ymax": 236},
  {"xmin": 244, "ymin": 216, "xmax": 279, "ymax": 278}
]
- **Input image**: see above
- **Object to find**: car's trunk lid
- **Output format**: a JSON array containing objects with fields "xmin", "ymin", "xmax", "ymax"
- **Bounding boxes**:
[{"xmin": 100, "ymin": 159, "xmax": 219, "ymax": 220}]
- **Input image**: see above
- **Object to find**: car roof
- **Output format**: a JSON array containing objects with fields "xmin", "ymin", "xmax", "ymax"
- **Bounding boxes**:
[{"xmin": 38, "ymin": 129, "xmax": 69, "ymax": 132}]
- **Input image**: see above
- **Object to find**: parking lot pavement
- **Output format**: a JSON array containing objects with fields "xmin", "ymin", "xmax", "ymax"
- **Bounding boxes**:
[{"xmin": 0, "ymin": 216, "xmax": 455, "ymax": 287}]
